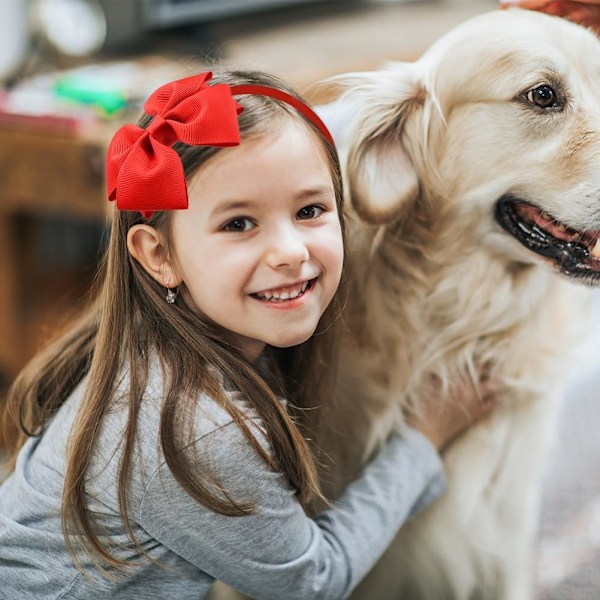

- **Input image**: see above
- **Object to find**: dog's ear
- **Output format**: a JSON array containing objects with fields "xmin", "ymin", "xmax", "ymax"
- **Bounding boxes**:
[{"xmin": 332, "ymin": 63, "xmax": 425, "ymax": 225}]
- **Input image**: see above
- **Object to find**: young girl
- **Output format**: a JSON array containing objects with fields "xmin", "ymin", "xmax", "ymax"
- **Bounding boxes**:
[{"xmin": 0, "ymin": 70, "xmax": 496, "ymax": 599}]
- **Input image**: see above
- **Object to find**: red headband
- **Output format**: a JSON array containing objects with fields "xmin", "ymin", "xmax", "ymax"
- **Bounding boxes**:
[{"xmin": 106, "ymin": 71, "xmax": 335, "ymax": 219}]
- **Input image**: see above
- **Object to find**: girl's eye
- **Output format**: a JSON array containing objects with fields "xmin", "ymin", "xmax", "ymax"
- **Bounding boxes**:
[
  {"xmin": 222, "ymin": 218, "xmax": 255, "ymax": 233},
  {"xmin": 297, "ymin": 205, "xmax": 324, "ymax": 220}
]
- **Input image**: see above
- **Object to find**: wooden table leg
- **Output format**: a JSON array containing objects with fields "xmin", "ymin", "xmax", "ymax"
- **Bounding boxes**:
[{"xmin": 0, "ymin": 214, "xmax": 25, "ymax": 379}]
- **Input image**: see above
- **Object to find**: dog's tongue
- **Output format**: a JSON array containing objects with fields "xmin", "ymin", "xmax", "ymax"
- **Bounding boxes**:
[{"xmin": 514, "ymin": 203, "xmax": 600, "ymax": 258}]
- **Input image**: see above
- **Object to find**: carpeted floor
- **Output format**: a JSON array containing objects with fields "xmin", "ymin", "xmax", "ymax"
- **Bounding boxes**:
[{"xmin": 536, "ymin": 294, "xmax": 600, "ymax": 599}]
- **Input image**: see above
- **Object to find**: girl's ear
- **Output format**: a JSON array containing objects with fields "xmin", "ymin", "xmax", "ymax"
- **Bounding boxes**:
[
  {"xmin": 332, "ymin": 63, "xmax": 425, "ymax": 225},
  {"xmin": 127, "ymin": 224, "xmax": 182, "ymax": 287}
]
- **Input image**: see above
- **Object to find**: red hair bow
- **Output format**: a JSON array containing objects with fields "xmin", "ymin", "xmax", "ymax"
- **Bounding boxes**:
[{"xmin": 106, "ymin": 72, "xmax": 243, "ymax": 219}]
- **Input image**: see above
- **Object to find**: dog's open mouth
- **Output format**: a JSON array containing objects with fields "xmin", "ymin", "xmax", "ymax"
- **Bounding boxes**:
[{"xmin": 495, "ymin": 194, "xmax": 600, "ymax": 281}]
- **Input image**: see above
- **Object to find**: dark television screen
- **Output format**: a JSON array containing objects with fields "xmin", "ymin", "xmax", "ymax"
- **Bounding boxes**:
[
  {"xmin": 97, "ymin": 0, "xmax": 329, "ymax": 49},
  {"xmin": 142, "ymin": 0, "xmax": 325, "ymax": 28}
]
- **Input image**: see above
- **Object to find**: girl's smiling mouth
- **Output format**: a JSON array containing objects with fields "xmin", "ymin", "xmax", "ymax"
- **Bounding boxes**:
[{"xmin": 251, "ymin": 278, "xmax": 317, "ymax": 302}]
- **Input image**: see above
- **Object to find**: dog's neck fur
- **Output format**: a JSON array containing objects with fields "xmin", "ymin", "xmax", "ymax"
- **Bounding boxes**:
[{"xmin": 343, "ymin": 190, "xmax": 584, "ymax": 424}]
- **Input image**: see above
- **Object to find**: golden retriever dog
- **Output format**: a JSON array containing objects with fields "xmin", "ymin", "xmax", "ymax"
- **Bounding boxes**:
[
  {"xmin": 314, "ymin": 7, "xmax": 599, "ymax": 600},
  {"xmin": 209, "ymin": 8, "xmax": 600, "ymax": 600}
]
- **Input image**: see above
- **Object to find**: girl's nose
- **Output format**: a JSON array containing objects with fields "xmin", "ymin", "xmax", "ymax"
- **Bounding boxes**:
[{"xmin": 265, "ymin": 226, "xmax": 310, "ymax": 269}]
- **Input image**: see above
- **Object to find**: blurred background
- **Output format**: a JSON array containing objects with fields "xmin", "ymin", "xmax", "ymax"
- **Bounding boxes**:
[{"xmin": 0, "ymin": 0, "xmax": 598, "ymax": 598}]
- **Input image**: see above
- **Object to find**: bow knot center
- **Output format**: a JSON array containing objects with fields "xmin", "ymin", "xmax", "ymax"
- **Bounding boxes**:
[{"xmin": 146, "ymin": 115, "xmax": 178, "ymax": 146}]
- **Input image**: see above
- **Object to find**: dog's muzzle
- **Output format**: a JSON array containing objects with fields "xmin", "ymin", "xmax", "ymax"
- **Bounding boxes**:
[{"xmin": 495, "ymin": 194, "xmax": 600, "ymax": 283}]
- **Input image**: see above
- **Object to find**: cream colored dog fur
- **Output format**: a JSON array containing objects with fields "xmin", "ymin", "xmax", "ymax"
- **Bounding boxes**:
[
  {"xmin": 318, "ymin": 8, "xmax": 600, "ymax": 600},
  {"xmin": 209, "ymin": 8, "xmax": 600, "ymax": 600}
]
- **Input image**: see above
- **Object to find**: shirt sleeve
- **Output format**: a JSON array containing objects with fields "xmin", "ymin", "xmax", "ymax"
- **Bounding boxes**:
[{"xmin": 138, "ymin": 421, "xmax": 446, "ymax": 600}]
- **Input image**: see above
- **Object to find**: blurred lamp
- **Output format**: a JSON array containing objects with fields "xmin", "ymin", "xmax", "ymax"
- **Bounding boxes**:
[
  {"xmin": 31, "ymin": 0, "xmax": 107, "ymax": 57},
  {"xmin": 0, "ymin": 0, "xmax": 31, "ymax": 81}
]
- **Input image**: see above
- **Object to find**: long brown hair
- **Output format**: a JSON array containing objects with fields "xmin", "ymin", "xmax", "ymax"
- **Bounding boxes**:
[{"xmin": 2, "ymin": 70, "xmax": 347, "ymax": 573}]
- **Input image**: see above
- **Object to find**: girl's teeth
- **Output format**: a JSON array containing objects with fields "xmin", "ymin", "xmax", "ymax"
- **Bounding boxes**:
[{"xmin": 255, "ymin": 280, "xmax": 312, "ymax": 301}]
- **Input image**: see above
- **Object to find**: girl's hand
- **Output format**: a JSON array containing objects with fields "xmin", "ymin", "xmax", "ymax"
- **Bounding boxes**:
[
  {"xmin": 405, "ymin": 372, "xmax": 499, "ymax": 452},
  {"xmin": 500, "ymin": 0, "xmax": 600, "ymax": 34}
]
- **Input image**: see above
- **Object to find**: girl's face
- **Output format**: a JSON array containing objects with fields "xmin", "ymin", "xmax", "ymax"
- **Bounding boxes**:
[{"xmin": 169, "ymin": 121, "xmax": 344, "ymax": 362}]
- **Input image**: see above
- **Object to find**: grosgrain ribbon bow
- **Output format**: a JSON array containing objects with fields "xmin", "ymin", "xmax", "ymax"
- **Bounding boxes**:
[{"xmin": 106, "ymin": 72, "xmax": 243, "ymax": 219}]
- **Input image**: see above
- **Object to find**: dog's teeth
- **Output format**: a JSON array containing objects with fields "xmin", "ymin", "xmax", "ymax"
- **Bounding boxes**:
[
  {"xmin": 541, "ymin": 211, "xmax": 551, "ymax": 220},
  {"xmin": 591, "ymin": 238, "xmax": 600, "ymax": 259},
  {"xmin": 556, "ymin": 223, "xmax": 566, "ymax": 232}
]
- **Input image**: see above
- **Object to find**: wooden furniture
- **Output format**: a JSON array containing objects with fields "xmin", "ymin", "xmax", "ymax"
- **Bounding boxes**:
[{"xmin": 0, "ymin": 123, "xmax": 109, "ymax": 376}]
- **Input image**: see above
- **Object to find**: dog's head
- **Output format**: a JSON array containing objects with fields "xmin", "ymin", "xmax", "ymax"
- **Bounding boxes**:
[{"xmin": 331, "ymin": 8, "xmax": 600, "ymax": 283}]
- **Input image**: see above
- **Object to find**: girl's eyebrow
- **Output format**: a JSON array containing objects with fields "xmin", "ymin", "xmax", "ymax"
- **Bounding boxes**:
[
  {"xmin": 211, "ymin": 200, "xmax": 255, "ymax": 217},
  {"xmin": 295, "ymin": 185, "xmax": 335, "ymax": 200},
  {"xmin": 210, "ymin": 186, "xmax": 334, "ymax": 217}
]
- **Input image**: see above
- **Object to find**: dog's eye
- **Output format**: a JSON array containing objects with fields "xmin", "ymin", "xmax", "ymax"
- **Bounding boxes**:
[{"xmin": 526, "ymin": 85, "xmax": 559, "ymax": 109}]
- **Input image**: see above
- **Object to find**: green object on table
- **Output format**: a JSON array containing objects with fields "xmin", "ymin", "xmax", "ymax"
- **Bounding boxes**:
[{"xmin": 53, "ymin": 76, "xmax": 127, "ymax": 116}]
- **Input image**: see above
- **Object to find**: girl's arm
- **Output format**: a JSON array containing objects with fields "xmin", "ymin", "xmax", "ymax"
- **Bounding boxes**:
[{"xmin": 138, "ymin": 418, "xmax": 444, "ymax": 600}]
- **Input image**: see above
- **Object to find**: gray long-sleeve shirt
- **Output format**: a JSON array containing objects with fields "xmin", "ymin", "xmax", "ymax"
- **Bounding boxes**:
[{"xmin": 0, "ymin": 363, "xmax": 446, "ymax": 599}]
